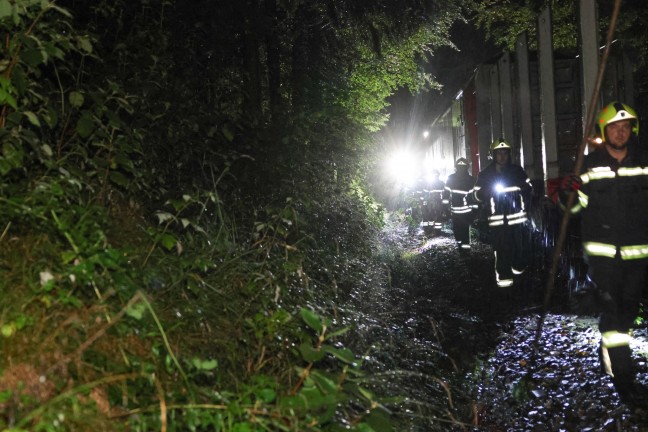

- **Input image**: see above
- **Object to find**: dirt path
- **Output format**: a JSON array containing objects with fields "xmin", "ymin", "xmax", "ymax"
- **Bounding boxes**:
[{"xmin": 378, "ymin": 216, "xmax": 648, "ymax": 430}]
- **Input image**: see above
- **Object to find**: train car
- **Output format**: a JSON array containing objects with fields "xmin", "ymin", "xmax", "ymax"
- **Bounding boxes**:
[{"xmin": 425, "ymin": 50, "xmax": 633, "ymax": 198}]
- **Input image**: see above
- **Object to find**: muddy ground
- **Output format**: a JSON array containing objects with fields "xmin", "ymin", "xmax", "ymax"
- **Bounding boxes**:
[{"xmin": 374, "ymin": 214, "xmax": 648, "ymax": 431}]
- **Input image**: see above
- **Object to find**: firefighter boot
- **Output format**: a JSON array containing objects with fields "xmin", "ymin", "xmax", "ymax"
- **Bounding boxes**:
[{"xmin": 607, "ymin": 345, "xmax": 635, "ymax": 403}]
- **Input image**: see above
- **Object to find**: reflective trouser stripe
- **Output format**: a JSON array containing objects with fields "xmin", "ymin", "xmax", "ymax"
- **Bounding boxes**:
[
  {"xmin": 507, "ymin": 215, "xmax": 528, "ymax": 225},
  {"xmin": 601, "ymin": 346, "xmax": 613, "ymax": 377},
  {"xmin": 497, "ymin": 278, "xmax": 513, "ymax": 287},
  {"xmin": 451, "ymin": 206, "xmax": 472, "ymax": 214},
  {"xmin": 488, "ymin": 212, "xmax": 528, "ymax": 226},
  {"xmin": 576, "ymin": 190, "xmax": 588, "ymax": 209},
  {"xmin": 494, "ymin": 251, "xmax": 513, "ymax": 287},
  {"xmin": 601, "ymin": 331, "xmax": 631, "ymax": 348},
  {"xmin": 601, "ymin": 331, "xmax": 633, "ymax": 378}
]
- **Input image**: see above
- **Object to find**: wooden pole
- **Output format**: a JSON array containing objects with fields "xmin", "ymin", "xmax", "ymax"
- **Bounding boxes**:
[{"xmin": 529, "ymin": 0, "xmax": 623, "ymax": 368}]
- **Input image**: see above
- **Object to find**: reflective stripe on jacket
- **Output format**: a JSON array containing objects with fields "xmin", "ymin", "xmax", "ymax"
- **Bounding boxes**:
[
  {"xmin": 570, "ymin": 139, "xmax": 648, "ymax": 260},
  {"xmin": 443, "ymin": 171, "xmax": 475, "ymax": 215},
  {"xmin": 473, "ymin": 163, "xmax": 532, "ymax": 227}
]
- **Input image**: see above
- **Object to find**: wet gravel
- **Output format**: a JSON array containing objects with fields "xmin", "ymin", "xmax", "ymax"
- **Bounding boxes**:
[
  {"xmin": 377, "ymin": 214, "xmax": 648, "ymax": 431},
  {"xmin": 470, "ymin": 314, "xmax": 648, "ymax": 431}
]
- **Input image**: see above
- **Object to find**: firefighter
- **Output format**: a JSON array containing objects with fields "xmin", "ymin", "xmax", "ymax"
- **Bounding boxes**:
[
  {"xmin": 560, "ymin": 101, "xmax": 647, "ymax": 403},
  {"xmin": 413, "ymin": 176, "xmax": 429, "ymax": 228},
  {"xmin": 430, "ymin": 170, "xmax": 446, "ymax": 231},
  {"xmin": 421, "ymin": 170, "xmax": 445, "ymax": 232},
  {"xmin": 443, "ymin": 157, "xmax": 475, "ymax": 250},
  {"xmin": 473, "ymin": 139, "xmax": 533, "ymax": 288}
]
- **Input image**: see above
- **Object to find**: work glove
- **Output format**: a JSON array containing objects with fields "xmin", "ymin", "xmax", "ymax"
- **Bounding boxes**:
[
  {"xmin": 474, "ymin": 188, "xmax": 489, "ymax": 203},
  {"xmin": 560, "ymin": 174, "xmax": 582, "ymax": 193}
]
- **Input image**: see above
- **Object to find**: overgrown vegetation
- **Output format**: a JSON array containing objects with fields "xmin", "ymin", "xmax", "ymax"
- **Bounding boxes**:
[{"xmin": 0, "ymin": 0, "xmax": 472, "ymax": 430}]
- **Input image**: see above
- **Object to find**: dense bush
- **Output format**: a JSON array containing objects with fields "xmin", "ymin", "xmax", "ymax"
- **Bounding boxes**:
[{"xmin": 0, "ymin": 0, "xmax": 468, "ymax": 430}]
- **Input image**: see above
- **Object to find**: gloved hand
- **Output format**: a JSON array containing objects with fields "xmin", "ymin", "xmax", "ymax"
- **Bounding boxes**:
[
  {"xmin": 560, "ymin": 174, "xmax": 582, "ymax": 193},
  {"xmin": 474, "ymin": 188, "xmax": 489, "ymax": 202}
]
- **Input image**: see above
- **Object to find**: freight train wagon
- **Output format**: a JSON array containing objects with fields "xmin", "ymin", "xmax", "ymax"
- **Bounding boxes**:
[{"xmin": 424, "ymin": 50, "xmax": 634, "ymax": 197}]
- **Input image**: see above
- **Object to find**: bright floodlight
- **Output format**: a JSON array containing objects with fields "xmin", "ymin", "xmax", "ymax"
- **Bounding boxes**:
[
  {"xmin": 422, "ymin": 130, "xmax": 430, "ymax": 139},
  {"xmin": 387, "ymin": 150, "xmax": 418, "ymax": 186}
]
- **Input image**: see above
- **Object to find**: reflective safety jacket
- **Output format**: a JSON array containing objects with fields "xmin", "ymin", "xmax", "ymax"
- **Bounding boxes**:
[
  {"xmin": 567, "ymin": 140, "xmax": 648, "ymax": 260},
  {"xmin": 443, "ymin": 171, "xmax": 475, "ymax": 215},
  {"xmin": 473, "ymin": 162, "xmax": 532, "ymax": 227},
  {"xmin": 427, "ymin": 179, "xmax": 445, "ymax": 207}
]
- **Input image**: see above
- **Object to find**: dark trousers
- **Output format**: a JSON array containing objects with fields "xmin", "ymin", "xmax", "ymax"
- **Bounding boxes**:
[
  {"xmin": 587, "ymin": 255, "xmax": 646, "ymax": 388},
  {"xmin": 587, "ymin": 255, "xmax": 645, "ymax": 336},
  {"xmin": 451, "ymin": 213, "xmax": 472, "ymax": 245},
  {"xmin": 491, "ymin": 223, "xmax": 530, "ymax": 282}
]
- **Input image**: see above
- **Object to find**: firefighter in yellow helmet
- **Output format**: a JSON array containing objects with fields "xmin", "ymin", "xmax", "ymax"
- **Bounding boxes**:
[
  {"xmin": 443, "ymin": 157, "xmax": 475, "ymax": 250},
  {"xmin": 560, "ymin": 101, "xmax": 646, "ymax": 404},
  {"xmin": 473, "ymin": 139, "xmax": 533, "ymax": 287}
]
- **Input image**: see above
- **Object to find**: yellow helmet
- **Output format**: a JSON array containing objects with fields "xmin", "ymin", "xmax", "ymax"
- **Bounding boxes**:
[
  {"xmin": 490, "ymin": 138, "xmax": 512, "ymax": 155},
  {"xmin": 596, "ymin": 101, "xmax": 639, "ymax": 142}
]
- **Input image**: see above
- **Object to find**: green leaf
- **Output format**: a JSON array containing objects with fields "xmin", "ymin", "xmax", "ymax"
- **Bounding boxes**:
[
  {"xmin": 11, "ymin": 66, "xmax": 26, "ymax": 95},
  {"xmin": 61, "ymin": 250, "xmax": 77, "ymax": 264},
  {"xmin": 69, "ymin": 91, "xmax": 84, "ymax": 108},
  {"xmin": 21, "ymin": 49, "xmax": 45, "ymax": 67},
  {"xmin": 222, "ymin": 125, "xmax": 234, "ymax": 142},
  {"xmin": 357, "ymin": 386, "xmax": 375, "ymax": 401},
  {"xmin": 278, "ymin": 394, "xmax": 306, "ymax": 411},
  {"xmin": 0, "ymin": 0, "xmax": 11, "ymax": 19},
  {"xmin": 322, "ymin": 345, "xmax": 357, "ymax": 364},
  {"xmin": 0, "ymin": 88, "xmax": 17, "ymax": 109},
  {"xmin": 300, "ymin": 308, "xmax": 323, "ymax": 333},
  {"xmin": 256, "ymin": 388, "xmax": 276, "ymax": 403},
  {"xmin": 0, "ymin": 389, "xmax": 12, "ymax": 403},
  {"xmin": 1, "ymin": 324, "xmax": 15, "ymax": 338},
  {"xmin": 155, "ymin": 212, "xmax": 174, "ymax": 224},
  {"xmin": 76, "ymin": 113, "xmax": 95, "ymax": 138},
  {"xmin": 76, "ymin": 36, "xmax": 93, "ymax": 53},
  {"xmin": 310, "ymin": 370, "xmax": 338, "ymax": 395},
  {"xmin": 125, "ymin": 302, "xmax": 147, "ymax": 320},
  {"xmin": 41, "ymin": 144, "xmax": 53, "ymax": 157},
  {"xmin": 2, "ymin": 142, "xmax": 23, "ymax": 169},
  {"xmin": 191, "ymin": 357, "xmax": 218, "ymax": 371},
  {"xmin": 327, "ymin": 326, "xmax": 351, "ymax": 339},
  {"xmin": 43, "ymin": 105, "xmax": 59, "ymax": 127},
  {"xmin": 23, "ymin": 111, "xmax": 40, "ymax": 127},
  {"xmin": 299, "ymin": 341, "xmax": 325, "ymax": 362},
  {"xmin": 364, "ymin": 409, "xmax": 393, "ymax": 432},
  {"xmin": 232, "ymin": 423, "xmax": 253, "ymax": 432},
  {"xmin": 109, "ymin": 171, "xmax": 129, "ymax": 186},
  {"xmin": 160, "ymin": 233, "xmax": 177, "ymax": 250},
  {"xmin": 354, "ymin": 424, "xmax": 379, "ymax": 432},
  {"xmin": 48, "ymin": 4, "xmax": 73, "ymax": 18},
  {"xmin": 14, "ymin": 315, "xmax": 28, "ymax": 330}
]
